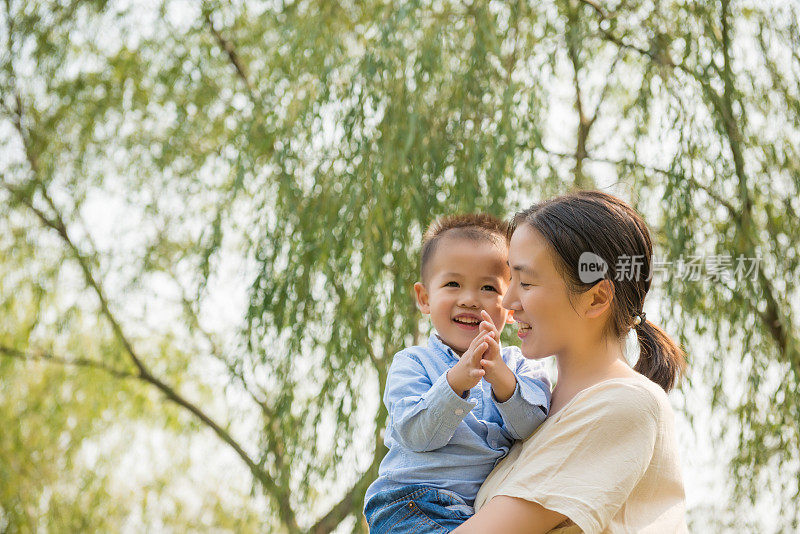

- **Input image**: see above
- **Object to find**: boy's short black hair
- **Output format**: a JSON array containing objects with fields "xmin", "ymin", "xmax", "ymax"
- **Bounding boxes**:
[{"xmin": 420, "ymin": 213, "xmax": 509, "ymax": 283}]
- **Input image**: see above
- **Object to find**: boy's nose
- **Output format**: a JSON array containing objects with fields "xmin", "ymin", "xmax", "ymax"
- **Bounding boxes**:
[{"xmin": 457, "ymin": 290, "xmax": 480, "ymax": 307}]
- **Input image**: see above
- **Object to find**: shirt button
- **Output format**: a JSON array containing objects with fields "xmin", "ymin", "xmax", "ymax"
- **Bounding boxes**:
[{"xmin": 454, "ymin": 408, "xmax": 464, "ymax": 415}]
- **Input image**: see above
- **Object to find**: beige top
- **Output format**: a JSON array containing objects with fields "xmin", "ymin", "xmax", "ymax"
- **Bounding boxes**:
[{"xmin": 475, "ymin": 374, "xmax": 687, "ymax": 533}]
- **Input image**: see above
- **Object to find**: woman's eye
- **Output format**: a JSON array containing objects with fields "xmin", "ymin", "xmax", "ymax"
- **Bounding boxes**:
[
  {"xmin": 520, "ymin": 283, "xmax": 532, "ymax": 289},
  {"xmin": 482, "ymin": 285, "xmax": 498, "ymax": 292}
]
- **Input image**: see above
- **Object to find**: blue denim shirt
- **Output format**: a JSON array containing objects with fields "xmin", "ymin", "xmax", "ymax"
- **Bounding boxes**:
[{"xmin": 365, "ymin": 334, "xmax": 551, "ymax": 506}]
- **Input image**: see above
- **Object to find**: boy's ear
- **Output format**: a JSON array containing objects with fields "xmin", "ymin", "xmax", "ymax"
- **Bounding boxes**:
[
  {"xmin": 505, "ymin": 310, "xmax": 515, "ymax": 324},
  {"xmin": 413, "ymin": 282, "xmax": 431, "ymax": 314},
  {"xmin": 583, "ymin": 279, "xmax": 614, "ymax": 319}
]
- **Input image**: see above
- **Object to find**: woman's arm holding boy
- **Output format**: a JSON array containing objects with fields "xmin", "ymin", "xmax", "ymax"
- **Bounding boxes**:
[{"xmin": 453, "ymin": 496, "xmax": 567, "ymax": 534}]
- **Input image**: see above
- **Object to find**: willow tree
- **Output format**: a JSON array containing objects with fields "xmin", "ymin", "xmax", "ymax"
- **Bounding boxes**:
[{"xmin": 1, "ymin": 0, "xmax": 798, "ymax": 532}]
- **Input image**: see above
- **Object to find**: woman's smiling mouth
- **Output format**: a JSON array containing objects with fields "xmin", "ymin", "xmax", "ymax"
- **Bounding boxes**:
[{"xmin": 516, "ymin": 320, "xmax": 532, "ymax": 338}]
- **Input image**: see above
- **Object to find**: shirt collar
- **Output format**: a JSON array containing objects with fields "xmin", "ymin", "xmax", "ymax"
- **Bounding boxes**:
[{"xmin": 428, "ymin": 333, "xmax": 461, "ymax": 363}]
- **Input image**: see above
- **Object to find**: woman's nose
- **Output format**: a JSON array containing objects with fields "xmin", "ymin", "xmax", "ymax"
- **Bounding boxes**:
[{"xmin": 502, "ymin": 287, "xmax": 518, "ymax": 310}]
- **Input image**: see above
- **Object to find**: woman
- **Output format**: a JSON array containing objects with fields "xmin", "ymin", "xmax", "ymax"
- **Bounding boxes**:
[{"xmin": 455, "ymin": 191, "xmax": 688, "ymax": 533}]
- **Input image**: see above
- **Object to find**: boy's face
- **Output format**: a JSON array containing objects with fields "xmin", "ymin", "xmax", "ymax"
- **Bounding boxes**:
[{"xmin": 414, "ymin": 236, "xmax": 513, "ymax": 356}]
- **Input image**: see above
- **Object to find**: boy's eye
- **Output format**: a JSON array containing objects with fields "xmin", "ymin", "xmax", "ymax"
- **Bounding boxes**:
[
  {"xmin": 445, "ymin": 281, "xmax": 459, "ymax": 288},
  {"xmin": 482, "ymin": 285, "xmax": 498, "ymax": 292}
]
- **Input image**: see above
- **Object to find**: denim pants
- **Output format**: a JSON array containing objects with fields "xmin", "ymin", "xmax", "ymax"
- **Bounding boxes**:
[{"xmin": 364, "ymin": 484, "xmax": 474, "ymax": 533}]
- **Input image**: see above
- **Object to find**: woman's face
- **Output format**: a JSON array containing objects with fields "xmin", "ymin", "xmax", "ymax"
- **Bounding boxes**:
[{"xmin": 502, "ymin": 224, "xmax": 582, "ymax": 359}]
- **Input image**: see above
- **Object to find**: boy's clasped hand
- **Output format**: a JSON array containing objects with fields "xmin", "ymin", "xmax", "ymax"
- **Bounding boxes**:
[{"xmin": 446, "ymin": 310, "xmax": 518, "ymax": 402}]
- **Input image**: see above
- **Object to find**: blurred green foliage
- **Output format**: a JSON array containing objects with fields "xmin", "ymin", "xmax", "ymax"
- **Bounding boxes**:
[{"xmin": 1, "ymin": 0, "xmax": 798, "ymax": 532}]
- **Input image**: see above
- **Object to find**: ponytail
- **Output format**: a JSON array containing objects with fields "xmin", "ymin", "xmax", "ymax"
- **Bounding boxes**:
[{"xmin": 633, "ymin": 320, "xmax": 687, "ymax": 392}]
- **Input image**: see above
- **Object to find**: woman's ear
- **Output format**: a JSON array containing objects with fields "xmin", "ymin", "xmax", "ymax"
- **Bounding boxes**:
[
  {"xmin": 583, "ymin": 279, "xmax": 614, "ymax": 319},
  {"xmin": 414, "ymin": 282, "xmax": 431, "ymax": 314}
]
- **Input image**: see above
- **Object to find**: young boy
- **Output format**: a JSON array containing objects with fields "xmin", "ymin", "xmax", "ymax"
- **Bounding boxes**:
[{"xmin": 363, "ymin": 214, "xmax": 551, "ymax": 533}]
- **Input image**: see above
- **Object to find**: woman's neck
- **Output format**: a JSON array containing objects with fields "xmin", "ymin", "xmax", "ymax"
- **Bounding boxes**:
[{"xmin": 550, "ymin": 336, "xmax": 635, "ymax": 414}]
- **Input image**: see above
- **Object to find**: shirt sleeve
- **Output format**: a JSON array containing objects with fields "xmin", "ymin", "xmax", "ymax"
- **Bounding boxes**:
[
  {"xmin": 491, "ymin": 347, "xmax": 552, "ymax": 440},
  {"xmin": 489, "ymin": 384, "xmax": 659, "ymax": 534},
  {"xmin": 384, "ymin": 351, "xmax": 476, "ymax": 453}
]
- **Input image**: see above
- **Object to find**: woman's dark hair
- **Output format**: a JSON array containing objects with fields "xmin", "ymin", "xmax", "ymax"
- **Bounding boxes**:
[{"xmin": 509, "ymin": 190, "xmax": 687, "ymax": 392}]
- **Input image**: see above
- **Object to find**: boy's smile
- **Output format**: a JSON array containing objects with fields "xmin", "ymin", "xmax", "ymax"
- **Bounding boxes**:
[
  {"xmin": 414, "ymin": 235, "xmax": 513, "ymax": 355},
  {"xmin": 452, "ymin": 312, "xmax": 482, "ymax": 329}
]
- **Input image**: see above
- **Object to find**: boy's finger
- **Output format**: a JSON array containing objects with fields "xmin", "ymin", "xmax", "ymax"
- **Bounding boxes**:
[
  {"xmin": 463, "ymin": 334, "xmax": 485, "ymax": 357},
  {"xmin": 471, "ymin": 341, "xmax": 488, "ymax": 363},
  {"xmin": 480, "ymin": 359, "xmax": 495, "ymax": 369},
  {"xmin": 480, "ymin": 310, "xmax": 496, "ymax": 326},
  {"xmin": 470, "ymin": 368, "xmax": 486, "ymax": 379},
  {"xmin": 463, "ymin": 339, "xmax": 482, "ymax": 361},
  {"xmin": 480, "ymin": 320, "xmax": 498, "ymax": 334},
  {"xmin": 479, "ymin": 321, "xmax": 496, "ymax": 334}
]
